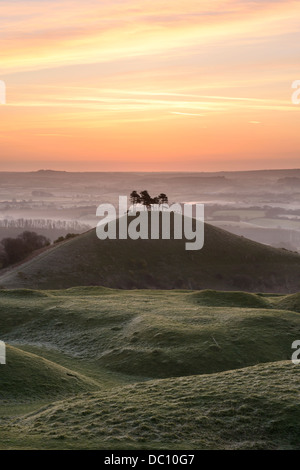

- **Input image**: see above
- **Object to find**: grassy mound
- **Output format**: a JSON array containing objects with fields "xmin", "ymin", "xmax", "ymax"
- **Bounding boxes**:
[
  {"xmin": 1, "ymin": 286, "xmax": 300, "ymax": 450},
  {"xmin": 6, "ymin": 361, "xmax": 300, "ymax": 449},
  {"xmin": 1, "ymin": 215, "xmax": 300, "ymax": 293},
  {"xmin": 0, "ymin": 345, "xmax": 97, "ymax": 403},
  {"xmin": 187, "ymin": 289, "xmax": 272, "ymax": 309},
  {"xmin": 0, "ymin": 288, "xmax": 299, "ymax": 378},
  {"xmin": 62, "ymin": 286, "xmax": 117, "ymax": 296},
  {"xmin": 0, "ymin": 289, "xmax": 48, "ymax": 298},
  {"xmin": 276, "ymin": 293, "xmax": 300, "ymax": 313}
]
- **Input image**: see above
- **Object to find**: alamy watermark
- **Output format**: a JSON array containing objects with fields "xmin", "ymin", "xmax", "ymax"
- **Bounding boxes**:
[
  {"xmin": 96, "ymin": 197, "xmax": 204, "ymax": 251},
  {"xmin": 291, "ymin": 80, "xmax": 300, "ymax": 104},
  {"xmin": 0, "ymin": 80, "xmax": 6, "ymax": 105},
  {"xmin": 0, "ymin": 341, "xmax": 6, "ymax": 364},
  {"xmin": 291, "ymin": 340, "xmax": 300, "ymax": 364}
]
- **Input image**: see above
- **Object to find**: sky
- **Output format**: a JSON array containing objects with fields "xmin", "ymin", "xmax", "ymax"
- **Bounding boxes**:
[{"xmin": 0, "ymin": 0, "xmax": 299, "ymax": 172}]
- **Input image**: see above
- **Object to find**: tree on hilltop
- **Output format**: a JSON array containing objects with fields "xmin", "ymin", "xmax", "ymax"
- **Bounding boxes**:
[
  {"xmin": 129, "ymin": 191, "xmax": 168, "ymax": 211},
  {"xmin": 158, "ymin": 193, "xmax": 168, "ymax": 209},
  {"xmin": 130, "ymin": 190, "xmax": 141, "ymax": 206},
  {"xmin": 140, "ymin": 190, "xmax": 152, "ymax": 210}
]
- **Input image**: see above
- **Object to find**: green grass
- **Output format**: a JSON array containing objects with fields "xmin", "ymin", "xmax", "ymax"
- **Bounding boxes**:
[
  {"xmin": 188, "ymin": 289, "xmax": 272, "ymax": 308},
  {"xmin": 0, "ymin": 345, "xmax": 98, "ymax": 403},
  {"xmin": 275, "ymin": 293, "xmax": 300, "ymax": 313},
  {"xmin": 1, "ymin": 286, "xmax": 300, "ymax": 449},
  {"xmin": 2, "ymin": 361, "xmax": 300, "ymax": 450},
  {"xmin": 1, "ymin": 287, "xmax": 299, "ymax": 378}
]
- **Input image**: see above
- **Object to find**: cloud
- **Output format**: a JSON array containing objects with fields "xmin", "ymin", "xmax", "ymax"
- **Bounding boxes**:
[
  {"xmin": 1, "ymin": 0, "xmax": 299, "ymax": 74},
  {"xmin": 1, "ymin": 0, "xmax": 299, "ymax": 171},
  {"xmin": 170, "ymin": 112, "xmax": 205, "ymax": 116}
]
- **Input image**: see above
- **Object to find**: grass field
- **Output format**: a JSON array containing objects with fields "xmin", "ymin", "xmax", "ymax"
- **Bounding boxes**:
[
  {"xmin": 1, "ymin": 287, "xmax": 300, "ymax": 449},
  {"xmin": 2, "ymin": 361, "xmax": 300, "ymax": 450}
]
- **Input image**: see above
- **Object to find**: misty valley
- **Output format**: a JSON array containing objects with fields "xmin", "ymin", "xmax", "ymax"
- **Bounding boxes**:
[{"xmin": 0, "ymin": 169, "xmax": 299, "ymax": 252}]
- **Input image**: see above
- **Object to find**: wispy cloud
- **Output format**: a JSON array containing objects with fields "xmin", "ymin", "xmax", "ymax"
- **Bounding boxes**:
[
  {"xmin": 1, "ymin": 0, "xmax": 299, "ymax": 74},
  {"xmin": 171, "ymin": 112, "xmax": 206, "ymax": 116},
  {"xmin": 1, "ymin": 0, "xmax": 299, "ymax": 170}
]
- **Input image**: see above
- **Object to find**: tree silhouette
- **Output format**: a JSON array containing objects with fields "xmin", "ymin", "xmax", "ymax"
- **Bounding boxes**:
[
  {"xmin": 158, "ymin": 193, "xmax": 168, "ymax": 210},
  {"xmin": 140, "ymin": 190, "xmax": 152, "ymax": 210},
  {"xmin": 130, "ymin": 190, "xmax": 141, "ymax": 206},
  {"xmin": 1, "ymin": 231, "xmax": 50, "ymax": 267},
  {"xmin": 130, "ymin": 191, "xmax": 168, "ymax": 211}
]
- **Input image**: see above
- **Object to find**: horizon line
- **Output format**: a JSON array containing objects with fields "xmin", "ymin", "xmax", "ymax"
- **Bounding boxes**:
[{"xmin": 0, "ymin": 168, "xmax": 299, "ymax": 174}]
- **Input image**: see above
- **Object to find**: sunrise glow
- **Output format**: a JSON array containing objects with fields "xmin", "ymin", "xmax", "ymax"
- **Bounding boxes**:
[{"xmin": 1, "ymin": 0, "xmax": 300, "ymax": 171}]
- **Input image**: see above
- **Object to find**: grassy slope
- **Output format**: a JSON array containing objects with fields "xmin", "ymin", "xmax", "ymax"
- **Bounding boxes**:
[
  {"xmin": 2, "ymin": 361, "xmax": 300, "ymax": 450},
  {"xmin": 1, "ymin": 287, "xmax": 300, "ymax": 449},
  {"xmin": 1, "ymin": 288, "xmax": 300, "ymax": 378},
  {"xmin": 0, "ymin": 345, "xmax": 98, "ymax": 403},
  {"xmin": 0, "ymin": 215, "xmax": 299, "ymax": 292},
  {"xmin": 276, "ymin": 292, "xmax": 300, "ymax": 313}
]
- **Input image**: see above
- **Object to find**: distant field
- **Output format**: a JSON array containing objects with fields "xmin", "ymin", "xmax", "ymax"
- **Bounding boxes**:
[
  {"xmin": 249, "ymin": 218, "xmax": 300, "ymax": 230},
  {"xmin": 210, "ymin": 220, "xmax": 260, "ymax": 228},
  {"xmin": 212, "ymin": 210, "xmax": 266, "ymax": 219},
  {"xmin": 210, "ymin": 210, "xmax": 300, "ymax": 238},
  {"xmin": 1, "ymin": 287, "xmax": 300, "ymax": 449}
]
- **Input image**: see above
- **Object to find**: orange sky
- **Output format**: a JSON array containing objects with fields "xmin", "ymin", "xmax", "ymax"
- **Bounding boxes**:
[{"xmin": 0, "ymin": 0, "xmax": 299, "ymax": 171}]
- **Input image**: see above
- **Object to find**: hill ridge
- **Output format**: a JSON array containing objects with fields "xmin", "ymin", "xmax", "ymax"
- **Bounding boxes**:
[{"xmin": 0, "ymin": 215, "xmax": 299, "ymax": 292}]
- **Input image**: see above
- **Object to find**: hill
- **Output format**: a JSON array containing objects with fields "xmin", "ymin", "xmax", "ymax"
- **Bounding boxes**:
[
  {"xmin": 0, "ymin": 214, "xmax": 299, "ymax": 293},
  {"xmin": 0, "ymin": 287, "xmax": 299, "ymax": 378},
  {"xmin": 3, "ymin": 361, "xmax": 300, "ymax": 449},
  {"xmin": 1, "ymin": 287, "xmax": 300, "ymax": 449},
  {"xmin": 0, "ymin": 345, "xmax": 97, "ymax": 403},
  {"xmin": 276, "ymin": 292, "xmax": 300, "ymax": 313}
]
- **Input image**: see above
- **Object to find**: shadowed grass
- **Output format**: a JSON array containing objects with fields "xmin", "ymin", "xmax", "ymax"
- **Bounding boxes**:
[
  {"xmin": 276, "ymin": 293, "xmax": 300, "ymax": 313},
  {"xmin": 187, "ymin": 289, "xmax": 272, "ymax": 309},
  {"xmin": 1, "ymin": 215, "xmax": 300, "ymax": 293},
  {"xmin": 0, "ymin": 345, "xmax": 98, "ymax": 403},
  {"xmin": 3, "ymin": 361, "xmax": 300, "ymax": 450}
]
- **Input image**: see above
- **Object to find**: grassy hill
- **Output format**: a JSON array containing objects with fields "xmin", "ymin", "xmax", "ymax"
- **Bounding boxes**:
[
  {"xmin": 276, "ymin": 292, "xmax": 300, "ymax": 313},
  {"xmin": 1, "ymin": 288, "xmax": 300, "ymax": 378},
  {"xmin": 0, "ymin": 214, "xmax": 299, "ymax": 293},
  {"xmin": 2, "ymin": 361, "xmax": 300, "ymax": 449},
  {"xmin": 0, "ymin": 345, "xmax": 98, "ymax": 403},
  {"xmin": 1, "ymin": 287, "xmax": 300, "ymax": 449}
]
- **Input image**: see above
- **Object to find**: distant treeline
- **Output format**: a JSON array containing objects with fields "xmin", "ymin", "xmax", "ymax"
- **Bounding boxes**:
[
  {"xmin": 0, "ymin": 218, "xmax": 91, "ymax": 231},
  {"xmin": 0, "ymin": 231, "xmax": 50, "ymax": 268}
]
